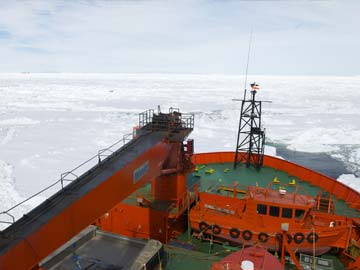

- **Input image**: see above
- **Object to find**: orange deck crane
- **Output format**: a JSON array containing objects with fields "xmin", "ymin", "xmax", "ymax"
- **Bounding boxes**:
[{"xmin": 0, "ymin": 108, "xmax": 194, "ymax": 270}]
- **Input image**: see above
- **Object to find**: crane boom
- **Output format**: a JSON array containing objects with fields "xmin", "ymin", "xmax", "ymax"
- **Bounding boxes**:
[{"xmin": 0, "ymin": 109, "xmax": 194, "ymax": 270}]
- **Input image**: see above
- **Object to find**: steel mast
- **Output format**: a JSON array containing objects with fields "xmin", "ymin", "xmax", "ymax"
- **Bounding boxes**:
[{"xmin": 234, "ymin": 85, "xmax": 265, "ymax": 170}]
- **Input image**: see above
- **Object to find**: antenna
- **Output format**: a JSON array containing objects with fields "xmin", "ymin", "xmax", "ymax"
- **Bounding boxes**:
[
  {"xmin": 233, "ymin": 29, "xmax": 271, "ymax": 170},
  {"xmin": 243, "ymin": 28, "xmax": 253, "ymax": 100}
]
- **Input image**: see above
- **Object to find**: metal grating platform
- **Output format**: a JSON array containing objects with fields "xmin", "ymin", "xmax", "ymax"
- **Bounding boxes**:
[{"xmin": 41, "ymin": 226, "xmax": 163, "ymax": 270}]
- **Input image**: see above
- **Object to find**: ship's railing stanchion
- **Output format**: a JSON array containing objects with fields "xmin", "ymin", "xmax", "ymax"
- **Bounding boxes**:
[
  {"xmin": 0, "ymin": 131, "xmax": 135, "ymax": 226},
  {"xmin": 139, "ymin": 109, "xmax": 154, "ymax": 128},
  {"xmin": 60, "ymin": 172, "xmax": 78, "ymax": 189},
  {"xmin": 98, "ymin": 149, "xmax": 114, "ymax": 164},
  {"xmin": 139, "ymin": 108, "xmax": 194, "ymax": 131},
  {"xmin": 0, "ymin": 179, "xmax": 63, "ymax": 227},
  {"xmin": 123, "ymin": 133, "xmax": 133, "ymax": 144},
  {"xmin": 0, "ymin": 108, "xmax": 194, "ymax": 227},
  {"xmin": 0, "ymin": 212, "xmax": 15, "ymax": 225}
]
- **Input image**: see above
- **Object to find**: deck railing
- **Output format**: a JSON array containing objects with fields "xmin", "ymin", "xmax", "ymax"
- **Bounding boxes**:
[
  {"xmin": 0, "ymin": 132, "xmax": 134, "ymax": 228},
  {"xmin": 0, "ymin": 108, "xmax": 195, "ymax": 228},
  {"xmin": 139, "ymin": 107, "xmax": 194, "ymax": 131}
]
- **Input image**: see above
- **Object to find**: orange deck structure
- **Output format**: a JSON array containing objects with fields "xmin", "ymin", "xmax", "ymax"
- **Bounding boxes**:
[
  {"xmin": 95, "ymin": 151, "xmax": 360, "ymax": 269},
  {"xmin": 191, "ymin": 153, "xmax": 360, "ymax": 268},
  {"xmin": 190, "ymin": 185, "xmax": 352, "ymax": 255},
  {"xmin": 0, "ymin": 109, "xmax": 194, "ymax": 270}
]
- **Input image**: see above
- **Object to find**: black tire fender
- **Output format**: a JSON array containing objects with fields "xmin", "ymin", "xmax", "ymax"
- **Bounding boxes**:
[
  {"xmin": 293, "ymin": 232, "xmax": 305, "ymax": 244},
  {"xmin": 229, "ymin": 228, "xmax": 240, "ymax": 239},
  {"xmin": 242, "ymin": 230, "xmax": 253, "ymax": 241},
  {"xmin": 258, "ymin": 232, "xmax": 269, "ymax": 243},
  {"xmin": 212, "ymin": 224, "xmax": 221, "ymax": 235},
  {"xmin": 199, "ymin": 221, "xmax": 209, "ymax": 232},
  {"xmin": 307, "ymin": 232, "xmax": 319, "ymax": 244}
]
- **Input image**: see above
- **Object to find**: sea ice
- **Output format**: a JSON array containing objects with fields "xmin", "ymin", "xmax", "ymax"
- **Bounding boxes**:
[{"xmin": 337, "ymin": 174, "xmax": 360, "ymax": 192}]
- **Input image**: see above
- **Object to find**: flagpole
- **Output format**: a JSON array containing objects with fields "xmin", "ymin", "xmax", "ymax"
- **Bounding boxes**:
[{"xmin": 243, "ymin": 27, "xmax": 253, "ymax": 100}]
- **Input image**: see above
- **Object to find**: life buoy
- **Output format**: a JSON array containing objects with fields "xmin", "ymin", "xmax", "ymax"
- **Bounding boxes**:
[
  {"xmin": 212, "ymin": 224, "xmax": 221, "ymax": 235},
  {"xmin": 276, "ymin": 233, "xmax": 292, "ymax": 244},
  {"xmin": 242, "ymin": 230, "xmax": 253, "ymax": 241},
  {"xmin": 258, "ymin": 232, "xmax": 269, "ymax": 243},
  {"xmin": 199, "ymin": 221, "xmax": 209, "ymax": 232},
  {"xmin": 229, "ymin": 228, "xmax": 240, "ymax": 239},
  {"xmin": 293, "ymin": 232, "xmax": 305, "ymax": 244},
  {"xmin": 307, "ymin": 232, "xmax": 319, "ymax": 244}
]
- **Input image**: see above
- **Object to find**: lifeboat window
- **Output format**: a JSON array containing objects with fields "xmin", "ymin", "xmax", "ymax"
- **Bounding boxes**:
[
  {"xmin": 295, "ymin": 209, "xmax": 305, "ymax": 219},
  {"xmin": 282, "ymin": 208, "xmax": 293, "ymax": 218},
  {"xmin": 269, "ymin": 206, "xmax": 280, "ymax": 217},
  {"xmin": 257, "ymin": 204, "xmax": 267, "ymax": 215}
]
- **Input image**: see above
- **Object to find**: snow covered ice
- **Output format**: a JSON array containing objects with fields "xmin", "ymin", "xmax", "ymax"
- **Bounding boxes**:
[{"xmin": 0, "ymin": 73, "xmax": 359, "ymax": 227}]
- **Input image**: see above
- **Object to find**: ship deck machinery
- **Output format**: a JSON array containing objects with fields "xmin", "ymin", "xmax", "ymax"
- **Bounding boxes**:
[
  {"xmin": 188, "ymin": 153, "xmax": 360, "ymax": 269},
  {"xmin": 95, "ymin": 153, "xmax": 360, "ymax": 269},
  {"xmin": 0, "ymin": 108, "xmax": 194, "ymax": 270}
]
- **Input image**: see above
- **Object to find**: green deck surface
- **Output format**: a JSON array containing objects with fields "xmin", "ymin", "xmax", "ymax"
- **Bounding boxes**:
[
  {"xmin": 163, "ymin": 245, "xmax": 220, "ymax": 270},
  {"xmin": 188, "ymin": 162, "xmax": 360, "ymax": 217},
  {"xmin": 122, "ymin": 161, "xmax": 359, "ymax": 217}
]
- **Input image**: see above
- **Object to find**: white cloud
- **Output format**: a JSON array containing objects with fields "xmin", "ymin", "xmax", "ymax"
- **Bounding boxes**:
[{"xmin": 0, "ymin": 1, "xmax": 359, "ymax": 74}]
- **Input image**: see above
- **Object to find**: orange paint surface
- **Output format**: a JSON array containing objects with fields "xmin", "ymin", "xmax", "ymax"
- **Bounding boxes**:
[
  {"xmin": 0, "ymin": 140, "xmax": 172, "ymax": 270},
  {"xmin": 4, "ymin": 150, "xmax": 359, "ymax": 269}
]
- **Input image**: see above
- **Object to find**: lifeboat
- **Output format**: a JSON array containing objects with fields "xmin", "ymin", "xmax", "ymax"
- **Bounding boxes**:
[{"xmin": 190, "ymin": 183, "xmax": 359, "ymax": 256}]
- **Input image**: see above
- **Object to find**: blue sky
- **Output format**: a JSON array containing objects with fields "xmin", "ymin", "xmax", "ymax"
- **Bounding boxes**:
[{"xmin": 0, "ymin": 1, "xmax": 359, "ymax": 75}]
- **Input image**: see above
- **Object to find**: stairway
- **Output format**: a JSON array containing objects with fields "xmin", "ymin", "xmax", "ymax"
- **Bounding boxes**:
[{"xmin": 316, "ymin": 192, "xmax": 335, "ymax": 213}]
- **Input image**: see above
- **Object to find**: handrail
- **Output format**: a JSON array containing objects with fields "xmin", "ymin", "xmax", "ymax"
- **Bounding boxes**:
[
  {"xmin": 164, "ymin": 181, "xmax": 200, "ymax": 218},
  {"xmin": 0, "ymin": 108, "xmax": 194, "ymax": 228},
  {"xmin": 60, "ymin": 172, "xmax": 78, "ymax": 188},
  {"xmin": 0, "ymin": 212, "xmax": 15, "ymax": 225},
  {"xmin": 97, "ymin": 133, "xmax": 132, "ymax": 163},
  {"xmin": 139, "ymin": 109, "xmax": 194, "ymax": 130},
  {"xmin": 0, "ymin": 133, "xmax": 133, "ymax": 227}
]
